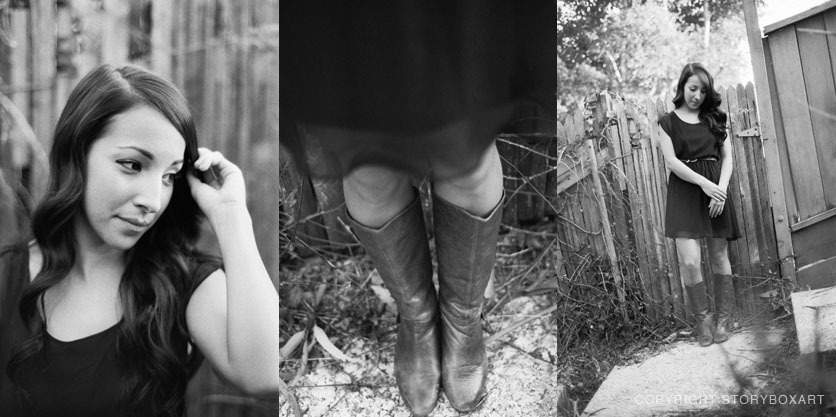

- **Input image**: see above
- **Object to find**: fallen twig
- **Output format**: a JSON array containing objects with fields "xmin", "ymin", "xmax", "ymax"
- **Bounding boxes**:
[
  {"xmin": 486, "ymin": 305, "xmax": 559, "ymax": 345},
  {"xmin": 278, "ymin": 378, "xmax": 302, "ymax": 417}
]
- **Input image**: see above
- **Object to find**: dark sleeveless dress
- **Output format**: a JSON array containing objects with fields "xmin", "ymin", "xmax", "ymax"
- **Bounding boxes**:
[
  {"xmin": 658, "ymin": 112, "xmax": 741, "ymax": 240},
  {"xmin": 0, "ymin": 244, "xmax": 220, "ymax": 417},
  {"xmin": 280, "ymin": 1, "xmax": 557, "ymax": 179}
]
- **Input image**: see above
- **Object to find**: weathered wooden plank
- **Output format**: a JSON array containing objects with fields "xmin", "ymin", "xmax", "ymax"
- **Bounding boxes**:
[
  {"xmin": 586, "ymin": 137, "xmax": 627, "ymax": 316},
  {"xmin": 768, "ymin": 26, "xmax": 826, "ymax": 220},
  {"xmin": 796, "ymin": 255, "xmax": 836, "ymax": 290},
  {"xmin": 797, "ymin": 15, "xmax": 836, "ymax": 209},
  {"xmin": 738, "ymin": 84, "xmax": 768, "ymax": 268},
  {"xmin": 619, "ymin": 117, "xmax": 656, "ymax": 317},
  {"xmin": 763, "ymin": 0, "xmax": 836, "ymax": 34},
  {"xmin": 235, "ymin": 0, "xmax": 252, "ymax": 168},
  {"xmin": 745, "ymin": 82, "xmax": 780, "ymax": 276},
  {"xmin": 563, "ymin": 184, "xmax": 582, "ymax": 256},
  {"xmin": 720, "ymin": 87, "xmax": 752, "ymax": 314},
  {"xmin": 792, "ymin": 210, "xmax": 836, "ymax": 270},
  {"xmin": 9, "ymin": 9, "xmax": 29, "ymax": 120},
  {"xmin": 102, "ymin": 0, "xmax": 130, "ymax": 64},
  {"xmin": 150, "ymin": 0, "xmax": 173, "ymax": 78},
  {"xmin": 199, "ymin": 0, "xmax": 218, "ymax": 149},
  {"xmin": 636, "ymin": 120, "xmax": 668, "ymax": 317},
  {"xmin": 646, "ymin": 99, "xmax": 682, "ymax": 317},
  {"xmin": 30, "ymin": 0, "xmax": 56, "ymax": 150},
  {"xmin": 730, "ymin": 86, "xmax": 759, "ymax": 269},
  {"xmin": 652, "ymin": 144, "xmax": 677, "ymax": 315},
  {"xmin": 248, "ymin": 15, "xmax": 283, "ymax": 280},
  {"xmin": 759, "ymin": 29, "xmax": 798, "ymax": 281},
  {"xmin": 172, "ymin": 0, "xmax": 188, "ymax": 91},
  {"xmin": 630, "ymin": 97, "xmax": 667, "ymax": 316},
  {"xmin": 652, "ymin": 97, "xmax": 684, "ymax": 316},
  {"xmin": 792, "ymin": 213, "xmax": 836, "ymax": 289},
  {"xmin": 613, "ymin": 98, "xmax": 657, "ymax": 318},
  {"xmin": 737, "ymin": 84, "xmax": 772, "ymax": 313},
  {"xmin": 598, "ymin": 94, "xmax": 630, "ymax": 263},
  {"xmin": 581, "ymin": 176, "xmax": 604, "ymax": 256}
]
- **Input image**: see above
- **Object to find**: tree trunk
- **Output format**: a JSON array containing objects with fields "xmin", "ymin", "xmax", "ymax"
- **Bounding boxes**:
[{"xmin": 703, "ymin": 0, "xmax": 711, "ymax": 49}]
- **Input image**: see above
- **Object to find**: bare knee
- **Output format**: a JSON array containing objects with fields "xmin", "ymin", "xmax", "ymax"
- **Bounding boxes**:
[
  {"xmin": 343, "ymin": 166, "xmax": 414, "ymax": 228},
  {"xmin": 432, "ymin": 145, "xmax": 503, "ymax": 216},
  {"xmin": 708, "ymin": 239, "xmax": 731, "ymax": 274},
  {"xmin": 676, "ymin": 239, "xmax": 703, "ymax": 284},
  {"xmin": 678, "ymin": 257, "xmax": 702, "ymax": 276},
  {"xmin": 344, "ymin": 166, "xmax": 412, "ymax": 207}
]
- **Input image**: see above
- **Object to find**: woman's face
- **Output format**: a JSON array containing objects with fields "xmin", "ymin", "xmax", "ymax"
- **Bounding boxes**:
[
  {"xmin": 683, "ymin": 74, "xmax": 707, "ymax": 111},
  {"xmin": 76, "ymin": 105, "xmax": 186, "ymax": 251}
]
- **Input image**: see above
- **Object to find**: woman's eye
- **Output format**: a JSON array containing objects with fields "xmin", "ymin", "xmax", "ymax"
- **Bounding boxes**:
[
  {"xmin": 162, "ymin": 172, "xmax": 181, "ymax": 186},
  {"xmin": 117, "ymin": 159, "xmax": 142, "ymax": 172}
]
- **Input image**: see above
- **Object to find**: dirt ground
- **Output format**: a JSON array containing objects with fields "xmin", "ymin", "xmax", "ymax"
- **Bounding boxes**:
[
  {"xmin": 279, "ymin": 235, "xmax": 560, "ymax": 417},
  {"xmin": 560, "ymin": 316, "xmax": 836, "ymax": 417}
]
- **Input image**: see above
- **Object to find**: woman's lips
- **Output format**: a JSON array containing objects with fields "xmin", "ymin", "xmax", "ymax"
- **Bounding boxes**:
[{"xmin": 118, "ymin": 216, "xmax": 151, "ymax": 228}]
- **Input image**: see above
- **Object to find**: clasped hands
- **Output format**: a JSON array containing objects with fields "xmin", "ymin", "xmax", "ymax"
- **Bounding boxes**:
[
  {"xmin": 700, "ymin": 181, "xmax": 727, "ymax": 218},
  {"xmin": 700, "ymin": 180, "xmax": 727, "ymax": 218}
]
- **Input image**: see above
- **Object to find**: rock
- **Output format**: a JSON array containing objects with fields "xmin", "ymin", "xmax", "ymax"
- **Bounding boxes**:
[{"xmin": 791, "ymin": 287, "xmax": 836, "ymax": 354}]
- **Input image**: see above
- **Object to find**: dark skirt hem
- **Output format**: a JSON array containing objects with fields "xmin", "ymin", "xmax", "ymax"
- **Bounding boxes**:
[{"xmin": 664, "ymin": 232, "xmax": 741, "ymax": 241}]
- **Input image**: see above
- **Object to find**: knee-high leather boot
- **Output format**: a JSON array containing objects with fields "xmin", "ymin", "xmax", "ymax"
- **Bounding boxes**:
[
  {"xmin": 685, "ymin": 281, "xmax": 714, "ymax": 347},
  {"xmin": 433, "ymin": 193, "xmax": 503, "ymax": 412},
  {"xmin": 713, "ymin": 274, "xmax": 734, "ymax": 343},
  {"xmin": 347, "ymin": 195, "xmax": 440, "ymax": 416}
]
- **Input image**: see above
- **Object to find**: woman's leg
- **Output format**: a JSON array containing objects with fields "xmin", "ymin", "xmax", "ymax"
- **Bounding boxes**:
[
  {"xmin": 343, "ymin": 166, "xmax": 441, "ymax": 416},
  {"xmin": 676, "ymin": 238, "xmax": 713, "ymax": 346},
  {"xmin": 429, "ymin": 143, "xmax": 503, "ymax": 412},
  {"xmin": 432, "ymin": 142, "xmax": 504, "ymax": 217},
  {"xmin": 343, "ymin": 165, "xmax": 414, "ymax": 228},
  {"xmin": 707, "ymin": 238, "xmax": 734, "ymax": 343}
]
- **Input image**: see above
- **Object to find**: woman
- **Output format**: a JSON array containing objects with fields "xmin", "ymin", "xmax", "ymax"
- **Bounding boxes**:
[
  {"xmin": 657, "ymin": 63, "xmax": 741, "ymax": 347},
  {"xmin": 280, "ymin": 3, "xmax": 555, "ymax": 415},
  {"xmin": 0, "ymin": 65, "xmax": 281, "ymax": 416}
]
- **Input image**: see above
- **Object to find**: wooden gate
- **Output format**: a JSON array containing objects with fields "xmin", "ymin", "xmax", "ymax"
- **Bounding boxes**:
[{"xmin": 751, "ymin": 0, "xmax": 836, "ymax": 289}]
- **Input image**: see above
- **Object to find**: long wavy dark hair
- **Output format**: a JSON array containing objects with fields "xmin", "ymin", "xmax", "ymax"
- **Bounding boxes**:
[
  {"xmin": 672, "ymin": 62, "xmax": 728, "ymax": 148},
  {"xmin": 7, "ymin": 65, "xmax": 209, "ymax": 416}
]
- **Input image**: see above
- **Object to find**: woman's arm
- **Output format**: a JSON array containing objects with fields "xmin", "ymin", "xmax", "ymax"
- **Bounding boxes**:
[
  {"xmin": 185, "ymin": 148, "xmax": 281, "ymax": 396},
  {"xmin": 657, "ymin": 128, "xmax": 727, "ymax": 201},
  {"xmin": 709, "ymin": 139, "xmax": 734, "ymax": 217},
  {"xmin": 716, "ymin": 139, "xmax": 733, "ymax": 192}
]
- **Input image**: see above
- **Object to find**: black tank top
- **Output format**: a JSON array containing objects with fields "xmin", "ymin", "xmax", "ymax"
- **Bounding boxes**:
[{"xmin": 0, "ymin": 244, "xmax": 219, "ymax": 417}]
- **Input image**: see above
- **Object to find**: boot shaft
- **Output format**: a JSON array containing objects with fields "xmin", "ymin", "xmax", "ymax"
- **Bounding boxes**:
[
  {"xmin": 712, "ymin": 274, "xmax": 735, "ymax": 318},
  {"xmin": 432, "ymin": 193, "xmax": 503, "ymax": 311},
  {"xmin": 347, "ymin": 194, "xmax": 436, "ymax": 319},
  {"xmin": 685, "ymin": 281, "xmax": 710, "ymax": 316}
]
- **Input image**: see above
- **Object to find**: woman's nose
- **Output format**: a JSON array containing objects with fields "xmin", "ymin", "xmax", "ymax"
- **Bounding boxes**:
[{"xmin": 132, "ymin": 178, "xmax": 162, "ymax": 214}]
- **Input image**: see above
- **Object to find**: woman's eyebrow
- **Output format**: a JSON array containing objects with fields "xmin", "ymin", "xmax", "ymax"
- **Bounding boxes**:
[
  {"xmin": 118, "ymin": 146, "xmax": 183, "ymax": 166},
  {"xmin": 118, "ymin": 145, "xmax": 155, "ymax": 160}
]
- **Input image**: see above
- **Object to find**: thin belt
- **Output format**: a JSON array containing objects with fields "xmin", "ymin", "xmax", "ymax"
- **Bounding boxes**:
[{"xmin": 680, "ymin": 157, "xmax": 718, "ymax": 163}]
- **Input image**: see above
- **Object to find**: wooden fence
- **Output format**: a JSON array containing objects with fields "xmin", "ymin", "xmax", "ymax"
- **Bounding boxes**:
[
  {"xmin": 548, "ymin": 85, "xmax": 780, "ymax": 321},
  {"xmin": 0, "ymin": 1, "xmax": 278, "ymax": 415}
]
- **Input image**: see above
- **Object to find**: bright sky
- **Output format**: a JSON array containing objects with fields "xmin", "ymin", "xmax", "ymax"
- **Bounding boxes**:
[{"xmin": 759, "ymin": 0, "xmax": 831, "ymax": 27}]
